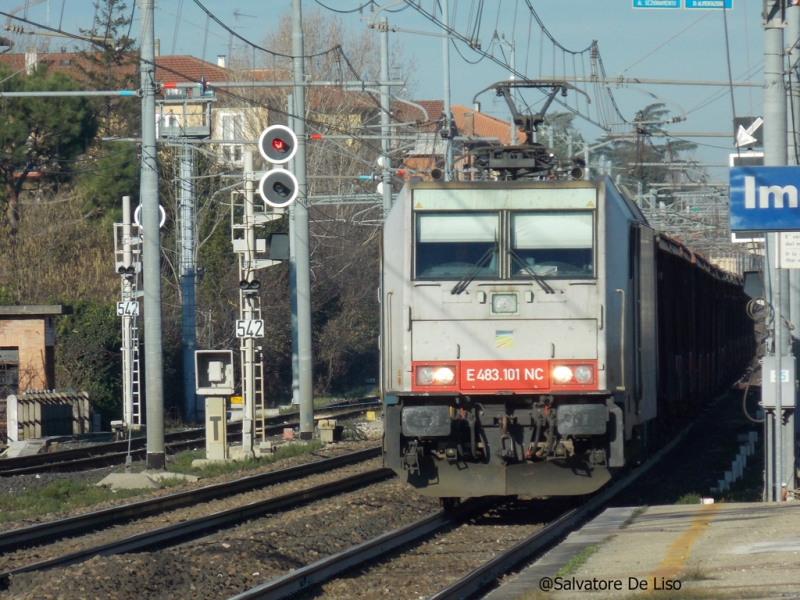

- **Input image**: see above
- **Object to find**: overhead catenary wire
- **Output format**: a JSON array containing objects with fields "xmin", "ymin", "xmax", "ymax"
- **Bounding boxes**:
[
  {"xmin": 0, "ymin": 9, "xmax": 413, "ymax": 179},
  {"xmin": 621, "ymin": 10, "xmax": 713, "ymax": 75},
  {"xmin": 312, "ymin": 0, "xmax": 372, "ymax": 14},
  {"xmin": 190, "ymin": 0, "xmax": 343, "ymax": 60},
  {"xmin": 403, "ymin": 1, "xmax": 609, "ymax": 132},
  {"xmin": 1, "ymin": 52, "xmax": 403, "ymax": 227},
  {"xmin": 722, "ymin": 6, "xmax": 738, "ymax": 156}
]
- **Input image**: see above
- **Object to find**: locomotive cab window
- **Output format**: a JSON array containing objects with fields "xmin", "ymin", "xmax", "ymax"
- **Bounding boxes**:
[
  {"xmin": 510, "ymin": 211, "xmax": 594, "ymax": 278},
  {"xmin": 415, "ymin": 212, "xmax": 499, "ymax": 279}
]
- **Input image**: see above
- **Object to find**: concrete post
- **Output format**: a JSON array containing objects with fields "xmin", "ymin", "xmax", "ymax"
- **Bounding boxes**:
[
  {"xmin": 287, "ymin": 94, "xmax": 300, "ymax": 407},
  {"xmin": 763, "ymin": 0, "xmax": 789, "ymax": 500},
  {"xmin": 179, "ymin": 144, "xmax": 197, "ymax": 423},
  {"xmin": 293, "ymin": 0, "xmax": 314, "ymax": 439},
  {"xmin": 380, "ymin": 17, "xmax": 392, "ymax": 216},
  {"xmin": 787, "ymin": 4, "xmax": 800, "ymax": 359},
  {"xmin": 140, "ymin": 0, "xmax": 165, "ymax": 470},
  {"xmin": 443, "ymin": 0, "xmax": 453, "ymax": 180}
]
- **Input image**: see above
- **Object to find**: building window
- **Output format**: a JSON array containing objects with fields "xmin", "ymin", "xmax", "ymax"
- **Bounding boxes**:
[
  {"xmin": 0, "ymin": 348, "xmax": 19, "ymax": 398},
  {"xmin": 221, "ymin": 114, "xmax": 243, "ymax": 163}
]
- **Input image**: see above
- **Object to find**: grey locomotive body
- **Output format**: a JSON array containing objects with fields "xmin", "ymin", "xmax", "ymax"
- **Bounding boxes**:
[{"xmin": 380, "ymin": 178, "xmax": 749, "ymax": 499}]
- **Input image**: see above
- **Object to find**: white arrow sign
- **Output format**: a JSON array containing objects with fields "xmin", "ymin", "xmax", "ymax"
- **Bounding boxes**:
[{"xmin": 735, "ymin": 117, "xmax": 763, "ymax": 148}]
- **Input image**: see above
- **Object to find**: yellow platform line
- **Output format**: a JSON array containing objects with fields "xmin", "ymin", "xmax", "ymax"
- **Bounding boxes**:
[{"xmin": 646, "ymin": 503, "xmax": 720, "ymax": 588}]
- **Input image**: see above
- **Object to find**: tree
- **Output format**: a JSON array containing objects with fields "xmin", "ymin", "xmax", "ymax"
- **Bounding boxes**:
[
  {"xmin": 54, "ymin": 299, "xmax": 122, "ymax": 418},
  {"xmin": 77, "ymin": 0, "xmax": 139, "ymax": 138},
  {"xmin": 541, "ymin": 111, "xmax": 587, "ymax": 163},
  {"xmin": 590, "ymin": 103, "xmax": 697, "ymax": 190},
  {"xmin": 0, "ymin": 65, "xmax": 97, "ymax": 231}
]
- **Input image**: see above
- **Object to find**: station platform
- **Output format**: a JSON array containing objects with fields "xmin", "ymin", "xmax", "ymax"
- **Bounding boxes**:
[{"xmin": 486, "ymin": 501, "xmax": 800, "ymax": 599}]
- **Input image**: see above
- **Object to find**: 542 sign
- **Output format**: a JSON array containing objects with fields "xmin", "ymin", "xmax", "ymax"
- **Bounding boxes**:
[
  {"xmin": 116, "ymin": 301, "xmax": 139, "ymax": 317},
  {"xmin": 236, "ymin": 319, "xmax": 264, "ymax": 338}
]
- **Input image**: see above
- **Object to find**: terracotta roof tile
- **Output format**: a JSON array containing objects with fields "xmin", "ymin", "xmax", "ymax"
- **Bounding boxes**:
[
  {"xmin": 393, "ymin": 99, "xmax": 524, "ymax": 144},
  {"xmin": 451, "ymin": 104, "xmax": 527, "ymax": 144},
  {"xmin": 0, "ymin": 52, "xmax": 233, "ymax": 87}
]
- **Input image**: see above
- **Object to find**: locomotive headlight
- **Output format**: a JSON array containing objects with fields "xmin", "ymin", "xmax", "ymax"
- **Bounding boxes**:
[
  {"xmin": 434, "ymin": 367, "xmax": 455, "ymax": 384},
  {"xmin": 551, "ymin": 364, "xmax": 594, "ymax": 385},
  {"xmin": 573, "ymin": 366, "xmax": 593, "ymax": 384},
  {"xmin": 552, "ymin": 366, "xmax": 574, "ymax": 383},
  {"xmin": 415, "ymin": 365, "xmax": 457, "ymax": 386},
  {"xmin": 491, "ymin": 293, "xmax": 518, "ymax": 315},
  {"xmin": 417, "ymin": 367, "xmax": 436, "ymax": 385}
]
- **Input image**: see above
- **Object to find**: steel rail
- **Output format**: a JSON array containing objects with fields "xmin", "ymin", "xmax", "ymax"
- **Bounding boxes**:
[
  {"xmin": 0, "ymin": 447, "xmax": 380, "ymax": 553},
  {"xmin": 227, "ymin": 413, "xmax": 695, "ymax": 600},
  {"xmin": 227, "ymin": 499, "xmax": 492, "ymax": 600},
  {"xmin": 428, "ymin": 422, "xmax": 696, "ymax": 600},
  {"xmin": 0, "ymin": 464, "xmax": 391, "ymax": 588},
  {"xmin": 0, "ymin": 427, "xmax": 210, "ymax": 472},
  {"xmin": 0, "ymin": 404, "xmax": 377, "ymax": 476}
]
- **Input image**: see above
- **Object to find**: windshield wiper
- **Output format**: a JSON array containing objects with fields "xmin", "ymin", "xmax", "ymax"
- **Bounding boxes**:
[
  {"xmin": 451, "ymin": 245, "xmax": 497, "ymax": 295},
  {"xmin": 509, "ymin": 248, "xmax": 555, "ymax": 294}
]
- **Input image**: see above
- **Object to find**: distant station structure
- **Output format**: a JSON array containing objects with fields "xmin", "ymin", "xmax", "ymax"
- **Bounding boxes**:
[{"xmin": 0, "ymin": 305, "xmax": 74, "ymax": 443}]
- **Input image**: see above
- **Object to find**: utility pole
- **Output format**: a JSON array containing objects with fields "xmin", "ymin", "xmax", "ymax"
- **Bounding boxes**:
[
  {"xmin": 179, "ymin": 144, "xmax": 197, "ymax": 423},
  {"xmin": 380, "ymin": 17, "xmax": 392, "ymax": 215},
  {"xmin": 140, "ymin": 0, "xmax": 165, "ymax": 471},
  {"xmin": 293, "ymin": 0, "xmax": 314, "ymax": 439},
  {"xmin": 787, "ymin": 2, "xmax": 800, "ymax": 359},
  {"xmin": 442, "ymin": 0, "xmax": 453, "ymax": 181},
  {"xmin": 763, "ymin": 0, "xmax": 792, "ymax": 502},
  {"xmin": 287, "ymin": 94, "xmax": 300, "ymax": 407}
]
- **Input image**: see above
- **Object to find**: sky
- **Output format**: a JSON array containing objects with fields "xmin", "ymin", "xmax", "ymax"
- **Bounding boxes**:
[{"xmin": 5, "ymin": 0, "xmax": 772, "ymax": 181}]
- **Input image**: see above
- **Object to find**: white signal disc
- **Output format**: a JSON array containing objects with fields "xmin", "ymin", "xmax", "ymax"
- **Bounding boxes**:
[
  {"xmin": 259, "ymin": 169, "xmax": 299, "ymax": 208},
  {"xmin": 133, "ymin": 204, "xmax": 166, "ymax": 228}
]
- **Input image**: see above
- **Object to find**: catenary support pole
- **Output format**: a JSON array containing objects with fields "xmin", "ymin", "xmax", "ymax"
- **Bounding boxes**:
[
  {"xmin": 140, "ymin": 0, "xmax": 165, "ymax": 470},
  {"xmin": 180, "ymin": 143, "xmax": 197, "ymax": 423},
  {"xmin": 788, "ymin": 3, "xmax": 800, "ymax": 360},
  {"xmin": 443, "ymin": 0, "xmax": 453, "ymax": 181},
  {"xmin": 293, "ymin": 0, "xmax": 314, "ymax": 439},
  {"xmin": 288, "ymin": 94, "xmax": 300, "ymax": 407},
  {"xmin": 764, "ymin": 0, "xmax": 788, "ymax": 501},
  {"xmin": 380, "ymin": 17, "xmax": 392, "ymax": 216},
  {"xmin": 509, "ymin": 40, "xmax": 517, "ymax": 146}
]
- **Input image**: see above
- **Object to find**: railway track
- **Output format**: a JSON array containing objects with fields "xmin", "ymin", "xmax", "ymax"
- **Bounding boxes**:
[
  {"xmin": 0, "ymin": 401, "xmax": 378, "ymax": 476},
  {"xmin": 0, "ymin": 447, "xmax": 385, "ymax": 588},
  {"xmin": 226, "ymin": 417, "xmax": 695, "ymax": 600},
  {"xmin": 3, "ymin": 392, "xmax": 730, "ymax": 600}
]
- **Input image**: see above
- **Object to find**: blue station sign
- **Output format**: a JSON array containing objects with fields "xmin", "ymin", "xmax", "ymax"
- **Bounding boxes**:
[
  {"xmin": 685, "ymin": 0, "xmax": 732, "ymax": 7},
  {"xmin": 633, "ymin": 0, "xmax": 680, "ymax": 7},
  {"xmin": 730, "ymin": 166, "xmax": 800, "ymax": 231}
]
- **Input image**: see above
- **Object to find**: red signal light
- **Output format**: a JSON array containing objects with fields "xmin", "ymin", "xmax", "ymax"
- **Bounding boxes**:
[{"xmin": 272, "ymin": 138, "xmax": 287, "ymax": 152}]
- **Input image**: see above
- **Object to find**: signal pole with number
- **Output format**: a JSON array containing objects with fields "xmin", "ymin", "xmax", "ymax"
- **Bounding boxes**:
[
  {"xmin": 235, "ymin": 131, "xmax": 297, "ymax": 458},
  {"xmin": 241, "ymin": 151, "xmax": 259, "ymax": 458},
  {"xmin": 114, "ymin": 196, "xmax": 142, "ymax": 431}
]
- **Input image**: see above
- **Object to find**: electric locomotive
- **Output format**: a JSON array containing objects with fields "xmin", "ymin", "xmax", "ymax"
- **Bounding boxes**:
[{"xmin": 379, "ymin": 86, "xmax": 751, "ymax": 499}]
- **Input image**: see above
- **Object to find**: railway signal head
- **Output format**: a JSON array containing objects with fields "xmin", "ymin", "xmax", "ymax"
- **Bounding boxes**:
[
  {"xmin": 258, "ymin": 124, "xmax": 297, "ymax": 165},
  {"xmin": 259, "ymin": 168, "xmax": 299, "ymax": 208}
]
